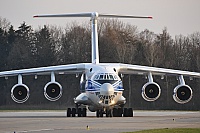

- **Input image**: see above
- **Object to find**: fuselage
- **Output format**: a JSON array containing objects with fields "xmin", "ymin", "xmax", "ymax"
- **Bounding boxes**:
[{"xmin": 74, "ymin": 64, "xmax": 126, "ymax": 111}]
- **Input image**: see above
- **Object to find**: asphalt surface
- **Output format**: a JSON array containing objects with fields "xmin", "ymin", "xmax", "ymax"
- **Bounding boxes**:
[{"xmin": 0, "ymin": 110, "xmax": 199, "ymax": 133}]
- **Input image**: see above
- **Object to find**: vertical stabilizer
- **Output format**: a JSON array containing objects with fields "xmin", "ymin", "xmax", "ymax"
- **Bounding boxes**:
[{"xmin": 91, "ymin": 12, "xmax": 99, "ymax": 64}]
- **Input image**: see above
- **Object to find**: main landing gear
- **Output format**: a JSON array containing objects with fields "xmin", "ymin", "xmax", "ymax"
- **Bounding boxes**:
[
  {"xmin": 66, "ymin": 107, "xmax": 133, "ymax": 117},
  {"xmin": 96, "ymin": 108, "xmax": 133, "ymax": 117},
  {"xmin": 67, "ymin": 108, "xmax": 87, "ymax": 117}
]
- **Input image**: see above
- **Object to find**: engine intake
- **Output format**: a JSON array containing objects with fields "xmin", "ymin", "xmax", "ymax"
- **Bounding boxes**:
[
  {"xmin": 173, "ymin": 85, "xmax": 193, "ymax": 104},
  {"xmin": 11, "ymin": 84, "xmax": 30, "ymax": 103},
  {"xmin": 44, "ymin": 82, "xmax": 62, "ymax": 101},
  {"xmin": 142, "ymin": 82, "xmax": 161, "ymax": 101}
]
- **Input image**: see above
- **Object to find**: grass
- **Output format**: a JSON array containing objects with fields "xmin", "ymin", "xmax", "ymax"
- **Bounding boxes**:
[{"xmin": 123, "ymin": 128, "xmax": 200, "ymax": 133}]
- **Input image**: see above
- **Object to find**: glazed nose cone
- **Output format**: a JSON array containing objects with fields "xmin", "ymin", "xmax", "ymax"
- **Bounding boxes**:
[{"xmin": 100, "ymin": 83, "xmax": 114, "ymax": 95}]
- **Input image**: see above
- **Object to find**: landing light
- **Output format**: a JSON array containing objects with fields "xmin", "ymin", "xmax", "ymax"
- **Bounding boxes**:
[
  {"xmin": 99, "ymin": 100, "xmax": 103, "ymax": 104},
  {"xmin": 111, "ymin": 100, "xmax": 115, "ymax": 104}
]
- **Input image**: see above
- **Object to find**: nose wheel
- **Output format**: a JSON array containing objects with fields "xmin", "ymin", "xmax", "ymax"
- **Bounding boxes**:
[{"xmin": 96, "ymin": 109, "xmax": 113, "ymax": 117}]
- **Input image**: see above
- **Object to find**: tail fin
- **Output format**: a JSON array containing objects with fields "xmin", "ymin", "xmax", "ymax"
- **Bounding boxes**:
[{"xmin": 34, "ymin": 12, "xmax": 152, "ymax": 64}]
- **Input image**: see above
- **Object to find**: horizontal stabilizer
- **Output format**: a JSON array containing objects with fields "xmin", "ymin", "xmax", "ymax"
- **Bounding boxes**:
[
  {"xmin": 33, "ymin": 12, "xmax": 153, "ymax": 19},
  {"xmin": 33, "ymin": 13, "xmax": 94, "ymax": 18},
  {"xmin": 99, "ymin": 14, "xmax": 152, "ymax": 19}
]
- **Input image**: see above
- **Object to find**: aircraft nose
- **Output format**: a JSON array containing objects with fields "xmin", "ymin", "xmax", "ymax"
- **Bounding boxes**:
[{"xmin": 100, "ymin": 83, "xmax": 114, "ymax": 95}]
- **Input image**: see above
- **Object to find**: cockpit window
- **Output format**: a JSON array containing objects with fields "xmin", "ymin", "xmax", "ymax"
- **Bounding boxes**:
[{"xmin": 93, "ymin": 73, "xmax": 119, "ymax": 84}]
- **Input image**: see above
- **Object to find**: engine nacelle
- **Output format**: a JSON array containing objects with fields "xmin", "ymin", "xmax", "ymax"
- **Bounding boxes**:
[
  {"xmin": 44, "ymin": 82, "xmax": 62, "ymax": 101},
  {"xmin": 142, "ymin": 82, "xmax": 161, "ymax": 102},
  {"xmin": 11, "ymin": 84, "xmax": 30, "ymax": 103},
  {"xmin": 173, "ymin": 85, "xmax": 193, "ymax": 104}
]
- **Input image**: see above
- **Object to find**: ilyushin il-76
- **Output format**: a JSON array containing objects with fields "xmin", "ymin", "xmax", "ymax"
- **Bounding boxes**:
[{"xmin": 0, "ymin": 12, "xmax": 199, "ymax": 117}]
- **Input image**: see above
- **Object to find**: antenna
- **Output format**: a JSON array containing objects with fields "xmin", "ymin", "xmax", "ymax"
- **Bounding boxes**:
[{"xmin": 34, "ymin": 12, "xmax": 152, "ymax": 64}]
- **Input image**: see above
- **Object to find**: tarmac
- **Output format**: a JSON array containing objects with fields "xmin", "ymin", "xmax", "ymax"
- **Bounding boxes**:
[{"xmin": 0, "ymin": 110, "xmax": 199, "ymax": 133}]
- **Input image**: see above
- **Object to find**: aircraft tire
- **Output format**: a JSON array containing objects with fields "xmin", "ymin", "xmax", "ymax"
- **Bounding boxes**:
[
  {"xmin": 72, "ymin": 108, "xmax": 76, "ymax": 117},
  {"xmin": 77, "ymin": 108, "xmax": 82, "ymax": 117},
  {"xmin": 99, "ymin": 110, "xmax": 103, "ymax": 117},
  {"xmin": 123, "ymin": 108, "xmax": 128, "ymax": 117},
  {"xmin": 106, "ymin": 110, "xmax": 112, "ymax": 117},
  {"xmin": 106, "ymin": 110, "xmax": 109, "ymax": 117},
  {"xmin": 82, "ymin": 108, "xmax": 87, "ymax": 117},
  {"xmin": 113, "ymin": 108, "xmax": 118, "ymax": 117},
  {"xmin": 96, "ymin": 110, "xmax": 100, "ymax": 117},
  {"xmin": 118, "ymin": 108, "xmax": 123, "ymax": 117},
  {"xmin": 67, "ymin": 108, "xmax": 71, "ymax": 117},
  {"xmin": 128, "ymin": 108, "xmax": 133, "ymax": 117},
  {"xmin": 110, "ymin": 110, "xmax": 113, "ymax": 117}
]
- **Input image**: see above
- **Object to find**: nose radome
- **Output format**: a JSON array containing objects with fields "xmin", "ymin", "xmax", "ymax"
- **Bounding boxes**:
[{"xmin": 100, "ymin": 83, "xmax": 114, "ymax": 95}]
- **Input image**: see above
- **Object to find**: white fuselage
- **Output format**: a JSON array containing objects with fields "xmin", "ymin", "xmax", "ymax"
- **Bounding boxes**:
[{"xmin": 74, "ymin": 64, "xmax": 126, "ymax": 111}]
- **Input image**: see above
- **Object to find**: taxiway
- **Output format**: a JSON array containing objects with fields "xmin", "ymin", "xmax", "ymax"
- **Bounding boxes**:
[{"xmin": 0, "ymin": 110, "xmax": 199, "ymax": 133}]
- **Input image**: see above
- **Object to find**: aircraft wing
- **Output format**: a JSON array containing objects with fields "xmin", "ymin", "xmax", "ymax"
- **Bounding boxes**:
[
  {"xmin": 110, "ymin": 63, "xmax": 200, "ymax": 78},
  {"xmin": 0, "ymin": 63, "xmax": 86, "ymax": 77}
]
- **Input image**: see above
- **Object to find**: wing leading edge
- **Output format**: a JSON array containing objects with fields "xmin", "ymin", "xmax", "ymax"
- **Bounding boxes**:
[
  {"xmin": 0, "ymin": 63, "xmax": 87, "ymax": 77},
  {"xmin": 121, "ymin": 63, "xmax": 200, "ymax": 78},
  {"xmin": 101, "ymin": 63, "xmax": 200, "ymax": 78}
]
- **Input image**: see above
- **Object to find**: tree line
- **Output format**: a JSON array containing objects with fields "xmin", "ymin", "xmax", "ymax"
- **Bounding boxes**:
[{"xmin": 0, "ymin": 17, "xmax": 200, "ymax": 110}]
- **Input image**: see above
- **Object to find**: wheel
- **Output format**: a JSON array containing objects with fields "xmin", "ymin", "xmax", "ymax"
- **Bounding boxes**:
[
  {"xmin": 118, "ymin": 108, "xmax": 123, "ymax": 117},
  {"xmin": 106, "ymin": 110, "xmax": 112, "ymax": 117},
  {"xmin": 128, "ymin": 108, "xmax": 133, "ymax": 117},
  {"xmin": 106, "ymin": 110, "xmax": 109, "ymax": 117},
  {"xmin": 82, "ymin": 108, "xmax": 87, "ymax": 117},
  {"xmin": 113, "ymin": 108, "xmax": 118, "ymax": 117},
  {"xmin": 77, "ymin": 108, "xmax": 82, "ymax": 117},
  {"xmin": 123, "ymin": 108, "xmax": 128, "ymax": 117},
  {"xmin": 109, "ymin": 110, "xmax": 113, "ymax": 117},
  {"xmin": 96, "ymin": 110, "xmax": 100, "ymax": 117},
  {"xmin": 99, "ymin": 110, "xmax": 103, "ymax": 117},
  {"xmin": 67, "ymin": 108, "xmax": 71, "ymax": 117},
  {"xmin": 72, "ymin": 108, "xmax": 76, "ymax": 117}
]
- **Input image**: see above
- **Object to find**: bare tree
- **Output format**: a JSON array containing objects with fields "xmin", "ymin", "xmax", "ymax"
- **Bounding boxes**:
[
  {"xmin": 100, "ymin": 19, "xmax": 138, "ymax": 63},
  {"xmin": 139, "ymin": 29, "xmax": 160, "ymax": 67},
  {"xmin": 155, "ymin": 28, "xmax": 174, "ymax": 68},
  {"xmin": 59, "ymin": 23, "xmax": 90, "ymax": 64},
  {"xmin": 0, "ymin": 17, "xmax": 11, "ymax": 31}
]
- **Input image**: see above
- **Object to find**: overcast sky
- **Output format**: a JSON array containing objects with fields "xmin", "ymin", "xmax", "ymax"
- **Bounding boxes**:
[{"xmin": 0, "ymin": 0, "xmax": 200, "ymax": 37}]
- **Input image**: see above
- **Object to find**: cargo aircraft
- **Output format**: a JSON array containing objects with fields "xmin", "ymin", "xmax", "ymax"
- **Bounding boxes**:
[{"xmin": 0, "ymin": 12, "xmax": 200, "ymax": 117}]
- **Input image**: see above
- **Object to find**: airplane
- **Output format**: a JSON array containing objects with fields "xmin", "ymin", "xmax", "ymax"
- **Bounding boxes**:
[{"xmin": 0, "ymin": 12, "xmax": 200, "ymax": 117}]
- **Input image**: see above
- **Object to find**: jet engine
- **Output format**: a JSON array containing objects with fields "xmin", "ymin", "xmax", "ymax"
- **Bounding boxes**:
[
  {"xmin": 44, "ymin": 72, "xmax": 62, "ymax": 101},
  {"xmin": 173, "ymin": 75, "xmax": 193, "ymax": 104},
  {"xmin": 173, "ymin": 85, "xmax": 193, "ymax": 104},
  {"xmin": 44, "ymin": 81, "xmax": 62, "ymax": 101},
  {"xmin": 141, "ymin": 72, "xmax": 161, "ymax": 101},
  {"xmin": 11, "ymin": 84, "xmax": 30, "ymax": 103},
  {"xmin": 142, "ymin": 82, "xmax": 161, "ymax": 101}
]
